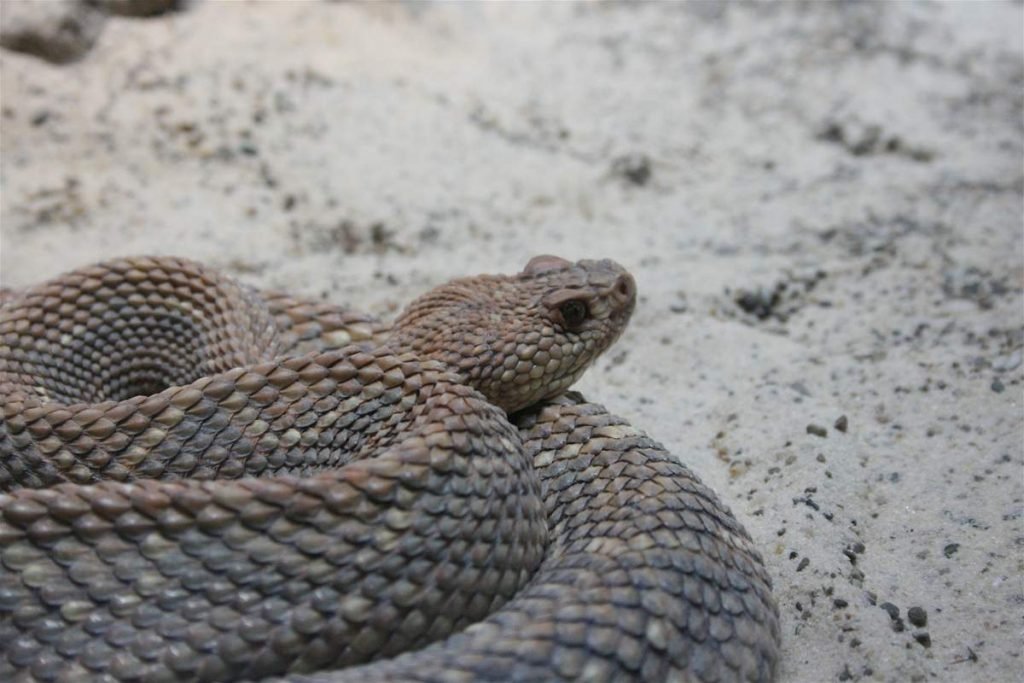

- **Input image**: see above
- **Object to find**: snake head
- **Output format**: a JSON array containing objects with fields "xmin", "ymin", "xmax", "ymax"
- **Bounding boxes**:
[{"xmin": 391, "ymin": 255, "xmax": 636, "ymax": 413}]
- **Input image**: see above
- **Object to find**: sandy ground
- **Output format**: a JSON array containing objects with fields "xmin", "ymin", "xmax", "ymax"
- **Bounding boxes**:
[{"xmin": 1, "ymin": 2, "xmax": 1022, "ymax": 681}]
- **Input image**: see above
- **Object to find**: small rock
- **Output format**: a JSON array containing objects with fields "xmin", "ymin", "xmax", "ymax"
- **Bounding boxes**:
[
  {"xmin": 834, "ymin": 415, "xmax": 848, "ymax": 433},
  {"xmin": 807, "ymin": 424, "xmax": 828, "ymax": 438},
  {"xmin": 991, "ymin": 378, "xmax": 1005, "ymax": 393},
  {"xmin": 907, "ymin": 606, "xmax": 927, "ymax": 627},
  {"xmin": 914, "ymin": 631, "xmax": 931, "ymax": 648},
  {"xmin": 992, "ymin": 350, "xmax": 1022, "ymax": 372},
  {"xmin": 796, "ymin": 557, "xmax": 810, "ymax": 572},
  {"xmin": 611, "ymin": 154, "xmax": 652, "ymax": 187},
  {"xmin": 790, "ymin": 381, "xmax": 812, "ymax": 397},
  {"xmin": 943, "ymin": 543, "xmax": 960, "ymax": 558},
  {"xmin": 735, "ymin": 287, "xmax": 780, "ymax": 320},
  {"xmin": 833, "ymin": 598, "xmax": 849, "ymax": 609},
  {"xmin": 96, "ymin": 0, "xmax": 186, "ymax": 17},
  {"xmin": 880, "ymin": 602, "xmax": 906, "ymax": 632},
  {"xmin": 879, "ymin": 602, "xmax": 900, "ymax": 621},
  {"xmin": 0, "ymin": 0, "xmax": 106, "ymax": 64}
]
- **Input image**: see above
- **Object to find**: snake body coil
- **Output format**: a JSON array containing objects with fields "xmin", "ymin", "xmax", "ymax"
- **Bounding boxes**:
[{"xmin": 0, "ymin": 256, "xmax": 779, "ymax": 682}]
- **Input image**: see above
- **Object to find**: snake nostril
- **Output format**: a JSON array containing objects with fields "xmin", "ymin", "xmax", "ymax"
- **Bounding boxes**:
[{"xmin": 615, "ymin": 274, "xmax": 635, "ymax": 302}]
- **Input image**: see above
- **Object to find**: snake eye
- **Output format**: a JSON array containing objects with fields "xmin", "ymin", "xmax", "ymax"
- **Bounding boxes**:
[{"xmin": 559, "ymin": 299, "xmax": 589, "ymax": 330}]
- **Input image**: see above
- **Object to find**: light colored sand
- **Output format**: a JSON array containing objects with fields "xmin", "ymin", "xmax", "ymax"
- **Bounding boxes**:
[{"xmin": 1, "ymin": 2, "xmax": 1022, "ymax": 681}]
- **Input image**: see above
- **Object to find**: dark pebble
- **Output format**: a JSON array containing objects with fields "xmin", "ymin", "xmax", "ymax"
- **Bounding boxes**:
[
  {"xmin": 793, "ymin": 496, "xmax": 819, "ymax": 511},
  {"xmin": 735, "ymin": 289, "xmax": 778, "ymax": 319},
  {"xmin": 0, "ymin": 3, "xmax": 105, "ymax": 64},
  {"xmin": 834, "ymin": 415, "xmax": 848, "ymax": 432},
  {"xmin": 907, "ymin": 606, "xmax": 927, "ymax": 627},
  {"xmin": 807, "ymin": 424, "xmax": 828, "ymax": 438},
  {"xmin": 833, "ymin": 598, "xmax": 849, "ymax": 609},
  {"xmin": 914, "ymin": 632, "xmax": 931, "ymax": 648},
  {"xmin": 796, "ymin": 557, "xmax": 810, "ymax": 572},
  {"xmin": 943, "ymin": 543, "xmax": 960, "ymax": 558},
  {"xmin": 100, "ymin": 0, "xmax": 185, "ymax": 17},
  {"xmin": 879, "ymin": 602, "xmax": 900, "ymax": 621},
  {"xmin": 991, "ymin": 378, "xmax": 1005, "ymax": 393},
  {"xmin": 880, "ymin": 602, "xmax": 907, "ymax": 631},
  {"xmin": 611, "ymin": 154, "xmax": 652, "ymax": 187}
]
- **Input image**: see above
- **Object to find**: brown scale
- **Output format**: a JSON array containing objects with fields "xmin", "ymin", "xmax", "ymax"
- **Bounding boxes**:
[{"xmin": 0, "ymin": 255, "xmax": 779, "ymax": 682}]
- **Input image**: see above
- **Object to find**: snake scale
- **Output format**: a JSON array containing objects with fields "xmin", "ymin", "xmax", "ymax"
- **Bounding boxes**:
[{"xmin": 0, "ymin": 255, "xmax": 780, "ymax": 682}]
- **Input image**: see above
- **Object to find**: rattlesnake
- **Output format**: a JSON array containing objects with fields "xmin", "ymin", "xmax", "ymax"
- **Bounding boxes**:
[{"xmin": 0, "ymin": 255, "xmax": 779, "ymax": 682}]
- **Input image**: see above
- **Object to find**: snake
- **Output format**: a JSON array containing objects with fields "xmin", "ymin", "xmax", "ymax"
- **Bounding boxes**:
[{"xmin": 0, "ymin": 255, "xmax": 780, "ymax": 682}]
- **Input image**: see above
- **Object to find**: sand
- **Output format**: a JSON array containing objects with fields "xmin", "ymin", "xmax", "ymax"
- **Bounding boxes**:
[{"xmin": 1, "ymin": 2, "xmax": 1022, "ymax": 681}]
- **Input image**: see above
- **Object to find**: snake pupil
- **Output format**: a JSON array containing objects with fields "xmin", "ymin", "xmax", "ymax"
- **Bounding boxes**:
[{"xmin": 559, "ymin": 300, "xmax": 589, "ymax": 329}]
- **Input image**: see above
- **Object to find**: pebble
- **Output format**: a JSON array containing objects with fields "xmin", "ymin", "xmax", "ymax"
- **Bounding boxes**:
[
  {"xmin": 991, "ymin": 378, "xmax": 1005, "ymax": 393},
  {"xmin": 98, "ymin": 0, "xmax": 183, "ymax": 17},
  {"xmin": 0, "ymin": 0, "xmax": 106, "ymax": 63},
  {"xmin": 879, "ymin": 602, "xmax": 905, "ymax": 632},
  {"xmin": 907, "ymin": 606, "xmax": 927, "ymax": 627},
  {"xmin": 943, "ymin": 543, "xmax": 960, "ymax": 558},
  {"xmin": 992, "ymin": 349, "xmax": 1022, "ymax": 372},
  {"xmin": 735, "ymin": 287, "xmax": 780, "ymax": 320},
  {"xmin": 834, "ymin": 415, "xmax": 848, "ymax": 432},
  {"xmin": 611, "ymin": 154, "xmax": 652, "ymax": 187},
  {"xmin": 807, "ymin": 424, "xmax": 828, "ymax": 438},
  {"xmin": 0, "ymin": 0, "xmax": 182, "ymax": 64},
  {"xmin": 914, "ymin": 632, "xmax": 931, "ymax": 648}
]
